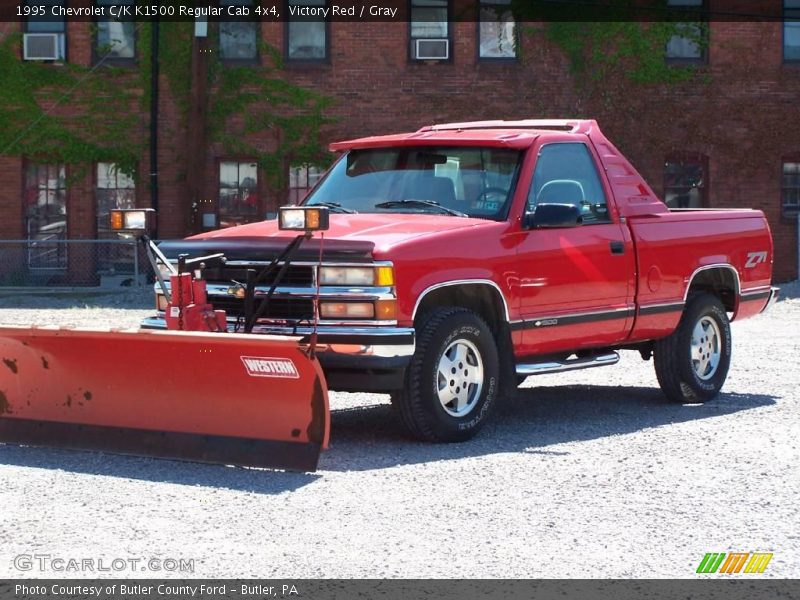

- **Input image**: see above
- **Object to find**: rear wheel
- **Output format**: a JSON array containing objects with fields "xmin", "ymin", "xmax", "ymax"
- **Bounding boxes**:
[
  {"xmin": 393, "ymin": 307, "xmax": 499, "ymax": 442},
  {"xmin": 654, "ymin": 293, "xmax": 731, "ymax": 403}
]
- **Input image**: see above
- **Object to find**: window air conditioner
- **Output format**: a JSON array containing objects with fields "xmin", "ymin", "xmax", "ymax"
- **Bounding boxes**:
[
  {"xmin": 414, "ymin": 38, "xmax": 449, "ymax": 60},
  {"xmin": 23, "ymin": 33, "xmax": 64, "ymax": 61}
]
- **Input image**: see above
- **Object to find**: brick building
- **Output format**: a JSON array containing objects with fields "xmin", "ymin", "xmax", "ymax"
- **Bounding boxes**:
[{"xmin": 1, "ymin": 1, "xmax": 799, "ymax": 282}]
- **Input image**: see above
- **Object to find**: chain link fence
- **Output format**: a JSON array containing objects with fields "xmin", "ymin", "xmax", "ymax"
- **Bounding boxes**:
[{"xmin": 0, "ymin": 239, "xmax": 154, "ymax": 290}]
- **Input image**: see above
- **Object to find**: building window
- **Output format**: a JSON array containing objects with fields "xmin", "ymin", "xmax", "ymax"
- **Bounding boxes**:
[
  {"xmin": 289, "ymin": 164, "xmax": 324, "ymax": 204},
  {"xmin": 478, "ymin": 0, "xmax": 516, "ymax": 59},
  {"xmin": 783, "ymin": 161, "xmax": 800, "ymax": 218},
  {"xmin": 23, "ymin": 0, "xmax": 66, "ymax": 61},
  {"xmin": 665, "ymin": 0, "xmax": 707, "ymax": 63},
  {"xmin": 663, "ymin": 155, "xmax": 708, "ymax": 209},
  {"xmin": 785, "ymin": 0, "xmax": 800, "ymax": 62},
  {"xmin": 286, "ymin": 0, "xmax": 328, "ymax": 61},
  {"xmin": 219, "ymin": 161, "xmax": 259, "ymax": 228},
  {"xmin": 410, "ymin": 0, "xmax": 450, "ymax": 61},
  {"xmin": 94, "ymin": 0, "xmax": 135, "ymax": 62},
  {"xmin": 24, "ymin": 163, "xmax": 67, "ymax": 269},
  {"xmin": 220, "ymin": 0, "xmax": 258, "ymax": 61}
]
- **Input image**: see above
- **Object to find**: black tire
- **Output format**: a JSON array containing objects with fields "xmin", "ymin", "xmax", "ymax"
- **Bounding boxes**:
[
  {"xmin": 393, "ymin": 307, "xmax": 500, "ymax": 442},
  {"xmin": 653, "ymin": 293, "xmax": 731, "ymax": 403}
]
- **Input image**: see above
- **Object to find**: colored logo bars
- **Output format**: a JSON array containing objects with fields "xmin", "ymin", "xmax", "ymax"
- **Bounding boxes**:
[{"xmin": 697, "ymin": 552, "xmax": 773, "ymax": 574}]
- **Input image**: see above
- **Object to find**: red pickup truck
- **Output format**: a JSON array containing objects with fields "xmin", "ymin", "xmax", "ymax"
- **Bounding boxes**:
[{"xmin": 147, "ymin": 120, "xmax": 777, "ymax": 442}]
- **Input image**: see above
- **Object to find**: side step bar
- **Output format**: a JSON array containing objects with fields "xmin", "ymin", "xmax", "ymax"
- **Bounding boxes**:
[{"xmin": 516, "ymin": 351, "xmax": 620, "ymax": 376}]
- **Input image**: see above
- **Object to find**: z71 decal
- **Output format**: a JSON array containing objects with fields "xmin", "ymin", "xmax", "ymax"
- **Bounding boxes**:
[{"xmin": 745, "ymin": 251, "xmax": 768, "ymax": 269}]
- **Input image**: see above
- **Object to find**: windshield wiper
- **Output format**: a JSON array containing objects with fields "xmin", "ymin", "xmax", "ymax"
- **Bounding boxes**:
[
  {"xmin": 374, "ymin": 199, "xmax": 468, "ymax": 217},
  {"xmin": 307, "ymin": 201, "xmax": 357, "ymax": 214}
]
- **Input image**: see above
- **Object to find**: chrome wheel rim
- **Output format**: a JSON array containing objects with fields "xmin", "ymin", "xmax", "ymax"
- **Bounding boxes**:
[
  {"xmin": 690, "ymin": 316, "xmax": 722, "ymax": 380},
  {"xmin": 436, "ymin": 339, "xmax": 484, "ymax": 417}
]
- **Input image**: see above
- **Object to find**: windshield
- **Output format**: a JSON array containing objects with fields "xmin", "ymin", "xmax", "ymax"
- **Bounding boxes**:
[{"xmin": 304, "ymin": 146, "xmax": 522, "ymax": 219}]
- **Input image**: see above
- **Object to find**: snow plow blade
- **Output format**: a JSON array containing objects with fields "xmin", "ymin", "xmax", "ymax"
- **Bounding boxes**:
[{"xmin": 0, "ymin": 326, "xmax": 329, "ymax": 472}]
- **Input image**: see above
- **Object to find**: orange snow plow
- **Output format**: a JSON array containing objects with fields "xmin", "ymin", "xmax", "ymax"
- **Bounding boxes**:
[{"xmin": 0, "ymin": 207, "xmax": 332, "ymax": 472}]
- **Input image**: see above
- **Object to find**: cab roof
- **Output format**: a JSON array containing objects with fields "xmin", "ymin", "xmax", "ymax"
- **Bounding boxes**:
[{"xmin": 328, "ymin": 119, "xmax": 599, "ymax": 152}]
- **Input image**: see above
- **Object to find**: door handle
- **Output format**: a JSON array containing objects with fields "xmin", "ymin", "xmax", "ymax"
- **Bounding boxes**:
[{"xmin": 610, "ymin": 241, "xmax": 625, "ymax": 255}]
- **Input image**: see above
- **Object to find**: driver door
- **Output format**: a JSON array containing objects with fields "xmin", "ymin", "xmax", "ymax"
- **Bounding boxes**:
[{"xmin": 515, "ymin": 142, "xmax": 634, "ymax": 355}]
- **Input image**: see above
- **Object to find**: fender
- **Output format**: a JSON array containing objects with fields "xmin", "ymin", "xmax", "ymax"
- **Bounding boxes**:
[
  {"xmin": 412, "ymin": 279, "xmax": 511, "ymax": 322},
  {"xmin": 684, "ymin": 263, "xmax": 741, "ymax": 303}
]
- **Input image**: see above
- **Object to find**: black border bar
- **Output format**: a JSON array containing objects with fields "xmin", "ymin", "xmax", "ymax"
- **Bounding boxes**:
[
  {"xmin": 1, "ymin": 0, "xmax": 794, "ymax": 22},
  {"xmin": 1, "ymin": 579, "xmax": 798, "ymax": 600}
]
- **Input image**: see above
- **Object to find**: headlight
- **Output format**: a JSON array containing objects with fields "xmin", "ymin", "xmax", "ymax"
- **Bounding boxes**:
[
  {"xmin": 319, "ymin": 267, "xmax": 375, "ymax": 286},
  {"xmin": 278, "ymin": 206, "xmax": 329, "ymax": 231},
  {"xmin": 318, "ymin": 266, "xmax": 394, "ymax": 286},
  {"xmin": 110, "ymin": 208, "xmax": 156, "ymax": 233}
]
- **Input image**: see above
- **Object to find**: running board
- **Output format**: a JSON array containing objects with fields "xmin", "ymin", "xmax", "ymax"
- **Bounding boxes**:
[{"xmin": 516, "ymin": 351, "xmax": 620, "ymax": 376}]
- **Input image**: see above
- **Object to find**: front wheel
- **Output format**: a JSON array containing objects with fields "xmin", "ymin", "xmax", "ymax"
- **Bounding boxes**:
[
  {"xmin": 654, "ymin": 293, "xmax": 732, "ymax": 403},
  {"xmin": 393, "ymin": 307, "xmax": 500, "ymax": 442}
]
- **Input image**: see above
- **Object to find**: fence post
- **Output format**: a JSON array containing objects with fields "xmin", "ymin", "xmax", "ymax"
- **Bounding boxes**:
[{"xmin": 133, "ymin": 240, "xmax": 140, "ymax": 288}]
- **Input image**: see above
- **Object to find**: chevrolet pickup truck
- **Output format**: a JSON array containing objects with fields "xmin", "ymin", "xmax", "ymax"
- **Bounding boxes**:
[{"xmin": 146, "ymin": 119, "xmax": 777, "ymax": 442}]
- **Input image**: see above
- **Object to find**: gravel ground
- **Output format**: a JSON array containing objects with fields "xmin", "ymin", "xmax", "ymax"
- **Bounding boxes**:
[{"xmin": 0, "ymin": 283, "xmax": 798, "ymax": 579}]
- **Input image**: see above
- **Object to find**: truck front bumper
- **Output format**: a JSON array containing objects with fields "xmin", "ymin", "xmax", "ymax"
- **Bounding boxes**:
[{"xmin": 140, "ymin": 317, "xmax": 415, "ymax": 391}]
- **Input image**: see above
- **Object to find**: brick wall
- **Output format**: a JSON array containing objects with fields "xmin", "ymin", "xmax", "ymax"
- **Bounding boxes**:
[
  {"xmin": 0, "ymin": 157, "xmax": 23, "ymax": 239},
  {"xmin": 0, "ymin": 17, "xmax": 798, "ymax": 280},
  {"xmin": 266, "ymin": 20, "xmax": 799, "ymax": 280}
]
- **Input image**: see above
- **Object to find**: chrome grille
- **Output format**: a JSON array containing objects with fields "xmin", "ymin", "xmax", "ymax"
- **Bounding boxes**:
[
  {"xmin": 205, "ymin": 264, "xmax": 314, "ymax": 286},
  {"xmin": 211, "ymin": 297, "xmax": 315, "ymax": 321}
]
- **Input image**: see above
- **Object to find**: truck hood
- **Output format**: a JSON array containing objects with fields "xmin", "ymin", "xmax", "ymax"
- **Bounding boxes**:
[{"xmin": 187, "ymin": 213, "xmax": 497, "ymax": 255}]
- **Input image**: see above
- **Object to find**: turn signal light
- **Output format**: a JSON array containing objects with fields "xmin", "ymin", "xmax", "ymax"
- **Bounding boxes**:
[
  {"xmin": 110, "ymin": 211, "xmax": 124, "ymax": 231},
  {"xmin": 374, "ymin": 299, "xmax": 397, "ymax": 320},
  {"xmin": 376, "ymin": 266, "xmax": 394, "ymax": 286}
]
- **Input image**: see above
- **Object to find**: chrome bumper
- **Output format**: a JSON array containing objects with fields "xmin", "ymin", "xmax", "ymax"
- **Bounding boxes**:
[
  {"xmin": 761, "ymin": 286, "xmax": 780, "ymax": 313},
  {"xmin": 140, "ymin": 316, "xmax": 415, "ymax": 361}
]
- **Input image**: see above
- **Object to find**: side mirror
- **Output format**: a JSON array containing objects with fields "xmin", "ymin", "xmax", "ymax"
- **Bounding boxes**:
[{"xmin": 524, "ymin": 203, "xmax": 582, "ymax": 229}]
